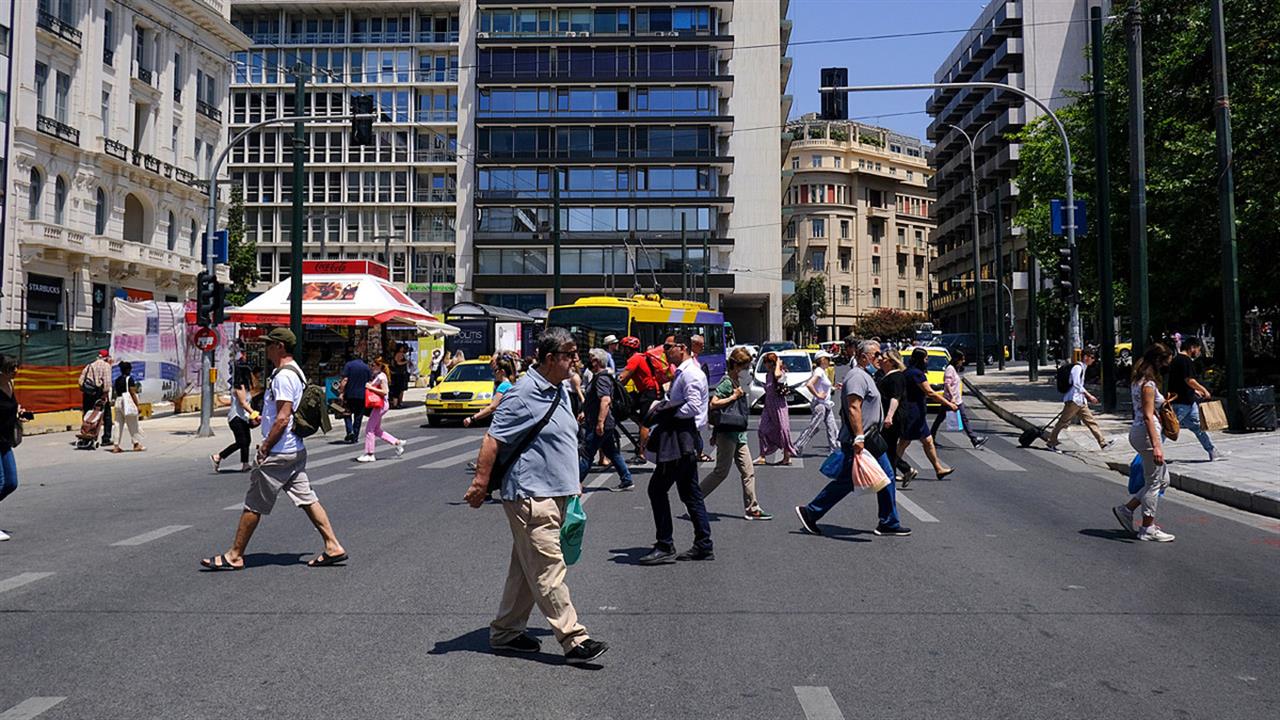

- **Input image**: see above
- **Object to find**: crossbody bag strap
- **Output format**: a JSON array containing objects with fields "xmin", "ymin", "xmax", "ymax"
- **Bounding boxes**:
[{"xmin": 489, "ymin": 384, "xmax": 564, "ymax": 490}]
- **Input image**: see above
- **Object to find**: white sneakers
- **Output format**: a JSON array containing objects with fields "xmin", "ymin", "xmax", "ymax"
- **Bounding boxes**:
[
  {"xmin": 1137, "ymin": 526, "xmax": 1176, "ymax": 542},
  {"xmin": 356, "ymin": 454, "xmax": 376, "ymax": 463},
  {"xmin": 0, "ymin": 529, "xmax": 10, "ymax": 541},
  {"xmin": 396, "ymin": 440, "xmax": 407, "ymax": 457},
  {"xmin": 1112, "ymin": 505, "xmax": 1134, "ymax": 532}
]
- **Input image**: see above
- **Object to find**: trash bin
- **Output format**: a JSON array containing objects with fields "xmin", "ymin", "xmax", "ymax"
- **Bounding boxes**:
[{"xmin": 1238, "ymin": 386, "xmax": 1277, "ymax": 431}]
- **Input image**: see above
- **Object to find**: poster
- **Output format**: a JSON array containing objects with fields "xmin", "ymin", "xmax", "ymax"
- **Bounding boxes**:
[{"xmin": 110, "ymin": 299, "xmax": 236, "ymax": 404}]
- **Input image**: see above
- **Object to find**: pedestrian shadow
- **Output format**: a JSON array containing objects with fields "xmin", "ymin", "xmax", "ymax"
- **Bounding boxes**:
[
  {"xmin": 607, "ymin": 547, "xmax": 657, "ymax": 565},
  {"xmin": 241, "ymin": 552, "xmax": 312, "ymax": 568},
  {"xmin": 428, "ymin": 627, "xmax": 571, "ymax": 667},
  {"xmin": 1078, "ymin": 528, "xmax": 1136, "ymax": 544},
  {"xmin": 786, "ymin": 526, "xmax": 872, "ymax": 543}
]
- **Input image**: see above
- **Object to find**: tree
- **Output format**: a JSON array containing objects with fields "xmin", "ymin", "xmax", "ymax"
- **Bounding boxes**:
[
  {"xmin": 855, "ymin": 308, "xmax": 926, "ymax": 340},
  {"xmin": 224, "ymin": 183, "xmax": 255, "ymax": 306},
  {"xmin": 783, "ymin": 275, "xmax": 828, "ymax": 344}
]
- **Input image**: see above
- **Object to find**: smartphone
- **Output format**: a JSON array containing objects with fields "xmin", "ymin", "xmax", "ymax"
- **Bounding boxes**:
[{"xmin": 20, "ymin": 411, "xmax": 35, "ymax": 421}]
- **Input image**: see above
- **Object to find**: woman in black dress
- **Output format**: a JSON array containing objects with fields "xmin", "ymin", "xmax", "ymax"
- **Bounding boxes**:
[
  {"xmin": 389, "ymin": 344, "xmax": 410, "ymax": 409},
  {"xmin": 896, "ymin": 348, "xmax": 957, "ymax": 480},
  {"xmin": 875, "ymin": 349, "xmax": 920, "ymax": 488}
]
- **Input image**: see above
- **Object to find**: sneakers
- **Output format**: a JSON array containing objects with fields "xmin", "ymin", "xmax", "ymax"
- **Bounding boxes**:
[
  {"xmin": 0, "ymin": 529, "xmax": 10, "ymax": 541},
  {"xmin": 210, "ymin": 454, "xmax": 221, "ymax": 472},
  {"xmin": 611, "ymin": 482, "xmax": 635, "ymax": 492},
  {"xmin": 1100, "ymin": 439, "xmax": 1116, "ymax": 450},
  {"xmin": 1046, "ymin": 441, "xmax": 1063, "ymax": 453},
  {"xmin": 396, "ymin": 440, "xmax": 407, "ymax": 457},
  {"xmin": 794, "ymin": 506, "xmax": 823, "ymax": 536},
  {"xmin": 744, "ymin": 508, "xmax": 774, "ymax": 521},
  {"xmin": 1137, "ymin": 526, "xmax": 1176, "ymax": 542},
  {"xmin": 900, "ymin": 467, "xmax": 918, "ymax": 489},
  {"xmin": 873, "ymin": 524, "xmax": 912, "ymax": 537},
  {"xmin": 490, "ymin": 633, "xmax": 541, "ymax": 653},
  {"xmin": 972, "ymin": 436, "xmax": 989, "ymax": 449},
  {"xmin": 565, "ymin": 639, "xmax": 609, "ymax": 665},
  {"xmin": 343, "ymin": 433, "xmax": 356, "ymax": 444},
  {"xmin": 630, "ymin": 455, "xmax": 649, "ymax": 466},
  {"xmin": 356, "ymin": 454, "xmax": 376, "ymax": 463},
  {"xmin": 1112, "ymin": 504, "xmax": 1135, "ymax": 533},
  {"xmin": 1208, "ymin": 449, "xmax": 1227, "ymax": 461}
]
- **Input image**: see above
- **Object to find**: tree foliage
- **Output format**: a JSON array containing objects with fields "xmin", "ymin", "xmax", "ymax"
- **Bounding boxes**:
[
  {"xmin": 855, "ymin": 308, "xmax": 927, "ymax": 340},
  {"xmin": 224, "ymin": 183, "xmax": 255, "ymax": 306},
  {"xmin": 1012, "ymin": 0, "xmax": 1279, "ymax": 347},
  {"xmin": 784, "ymin": 275, "xmax": 828, "ymax": 342}
]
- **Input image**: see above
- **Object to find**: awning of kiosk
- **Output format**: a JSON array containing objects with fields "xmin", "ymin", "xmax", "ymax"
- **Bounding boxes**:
[{"xmin": 224, "ymin": 272, "xmax": 451, "ymax": 328}]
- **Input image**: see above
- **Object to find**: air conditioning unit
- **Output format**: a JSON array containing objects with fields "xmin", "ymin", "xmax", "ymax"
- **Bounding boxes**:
[
  {"xmin": 655, "ymin": 31, "xmax": 668, "ymax": 37},
  {"xmin": 566, "ymin": 31, "xmax": 578, "ymax": 37},
  {"xmin": 579, "ymin": 31, "xmax": 590, "ymax": 37},
  {"xmin": 477, "ymin": 31, "xmax": 489, "ymax": 38},
  {"xmin": 669, "ymin": 31, "xmax": 680, "ymax": 37}
]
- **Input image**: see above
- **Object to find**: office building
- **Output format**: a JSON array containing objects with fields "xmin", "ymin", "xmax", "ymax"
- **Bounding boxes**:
[
  {"xmin": 784, "ymin": 114, "xmax": 935, "ymax": 342},
  {"xmin": 470, "ymin": 1, "xmax": 789, "ymax": 338},
  {"xmin": 926, "ymin": 0, "xmax": 1106, "ymax": 347},
  {"xmin": 229, "ymin": 1, "xmax": 465, "ymax": 310},
  {"xmin": 2, "ymin": 0, "xmax": 248, "ymax": 331}
]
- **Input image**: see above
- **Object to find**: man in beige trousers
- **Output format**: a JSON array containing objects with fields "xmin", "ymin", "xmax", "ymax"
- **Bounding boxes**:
[
  {"xmin": 465, "ymin": 327, "xmax": 609, "ymax": 666},
  {"xmin": 1047, "ymin": 348, "xmax": 1114, "ymax": 452}
]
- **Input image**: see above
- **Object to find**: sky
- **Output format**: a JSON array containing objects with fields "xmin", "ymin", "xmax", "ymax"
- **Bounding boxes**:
[{"xmin": 786, "ymin": 0, "xmax": 997, "ymax": 140}]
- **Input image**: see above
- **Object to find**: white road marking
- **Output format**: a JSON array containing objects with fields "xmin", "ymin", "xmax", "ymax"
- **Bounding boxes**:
[
  {"xmin": 793, "ymin": 686, "xmax": 847, "ymax": 720},
  {"xmin": 964, "ymin": 447, "xmax": 1026, "ymax": 472},
  {"xmin": 0, "ymin": 573, "xmax": 55, "ymax": 595},
  {"xmin": 419, "ymin": 452, "xmax": 473, "ymax": 470},
  {"xmin": 310, "ymin": 472, "xmax": 351, "ymax": 487},
  {"xmin": 309, "ymin": 435, "xmax": 473, "ymax": 469},
  {"xmin": 894, "ymin": 494, "xmax": 940, "ymax": 523},
  {"xmin": 111, "ymin": 525, "xmax": 191, "ymax": 547},
  {"xmin": 0, "ymin": 697, "xmax": 67, "ymax": 720},
  {"xmin": 578, "ymin": 473, "xmax": 612, "ymax": 504},
  {"xmin": 223, "ymin": 503, "xmax": 244, "ymax": 511}
]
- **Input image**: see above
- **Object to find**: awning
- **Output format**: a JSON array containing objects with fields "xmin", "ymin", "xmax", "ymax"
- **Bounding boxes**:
[
  {"xmin": 226, "ymin": 273, "xmax": 447, "ymax": 328},
  {"xmin": 443, "ymin": 301, "xmax": 535, "ymax": 323},
  {"xmin": 417, "ymin": 318, "xmax": 460, "ymax": 337}
]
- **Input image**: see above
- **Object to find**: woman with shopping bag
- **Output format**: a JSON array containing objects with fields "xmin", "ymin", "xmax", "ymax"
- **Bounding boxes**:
[
  {"xmin": 110, "ymin": 362, "xmax": 144, "ymax": 453},
  {"xmin": 356, "ymin": 357, "xmax": 406, "ymax": 463},
  {"xmin": 928, "ymin": 351, "xmax": 987, "ymax": 448}
]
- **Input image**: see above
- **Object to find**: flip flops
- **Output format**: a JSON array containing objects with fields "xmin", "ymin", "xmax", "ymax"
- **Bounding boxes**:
[
  {"xmin": 306, "ymin": 552, "xmax": 349, "ymax": 568},
  {"xmin": 200, "ymin": 553, "xmax": 242, "ymax": 571}
]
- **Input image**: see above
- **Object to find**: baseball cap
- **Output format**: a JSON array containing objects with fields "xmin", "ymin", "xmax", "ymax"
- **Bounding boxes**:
[
  {"xmin": 98, "ymin": 349, "xmax": 110, "ymax": 358},
  {"xmin": 264, "ymin": 327, "xmax": 297, "ymax": 347},
  {"xmin": 814, "ymin": 351, "xmax": 833, "ymax": 360},
  {"xmin": 602, "ymin": 334, "xmax": 619, "ymax": 346}
]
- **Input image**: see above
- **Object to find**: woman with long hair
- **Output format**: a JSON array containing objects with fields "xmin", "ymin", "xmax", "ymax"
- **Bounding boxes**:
[
  {"xmin": 1113, "ymin": 343, "xmax": 1176, "ymax": 542},
  {"xmin": 897, "ymin": 348, "xmax": 958, "ymax": 479},
  {"xmin": 701, "ymin": 347, "xmax": 772, "ymax": 520},
  {"xmin": 211, "ymin": 363, "xmax": 258, "ymax": 472},
  {"xmin": 357, "ymin": 356, "xmax": 406, "ymax": 463},
  {"xmin": 389, "ymin": 343, "xmax": 410, "ymax": 409},
  {"xmin": 876, "ymin": 349, "xmax": 919, "ymax": 487},
  {"xmin": 0, "ymin": 354, "xmax": 31, "ymax": 541},
  {"xmin": 111, "ymin": 361, "xmax": 145, "ymax": 453},
  {"xmin": 755, "ymin": 352, "xmax": 797, "ymax": 466}
]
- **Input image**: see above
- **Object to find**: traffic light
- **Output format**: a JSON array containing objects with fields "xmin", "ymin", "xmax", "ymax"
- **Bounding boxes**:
[
  {"xmin": 819, "ymin": 67, "xmax": 849, "ymax": 121},
  {"xmin": 196, "ymin": 271, "xmax": 217, "ymax": 327},
  {"xmin": 351, "ymin": 95, "xmax": 375, "ymax": 146},
  {"xmin": 212, "ymin": 279, "xmax": 226, "ymax": 325},
  {"xmin": 1056, "ymin": 245, "xmax": 1077, "ymax": 302}
]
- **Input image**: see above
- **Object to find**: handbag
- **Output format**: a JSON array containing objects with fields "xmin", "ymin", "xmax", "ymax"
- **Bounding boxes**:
[
  {"xmin": 819, "ymin": 449, "xmax": 845, "ymax": 479},
  {"xmin": 487, "ymin": 386, "xmax": 564, "ymax": 494},
  {"xmin": 944, "ymin": 410, "xmax": 965, "ymax": 432},
  {"xmin": 365, "ymin": 387, "xmax": 385, "ymax": 410},
  {"xmin": 1198, "ymin": 399, "xmax": 1228, "ymax": 432},
  {"xmin": 1158, "ymin": 399, "xmax": 1180, "ymax": 441},
  {"xmin": 710, "ymin": 388, "xmax": 749, "ymax": 432},
  {"xmin": 560, "ymin": 495, "xmax": 587, "ymax": 566}
]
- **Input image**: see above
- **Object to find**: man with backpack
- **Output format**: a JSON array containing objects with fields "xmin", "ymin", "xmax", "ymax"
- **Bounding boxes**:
[
  {"xmin": 1046, "ymin": 348, "xmax": 1113, "ymax": 452},
  {"xmin": 580, "ymin": 348, "xmax": 633, "ymax": 491},
  {"xmin": 617, "ymin": 336, "xmax": 662, "ymax": 464},
  {"xmin": 200, "ymin": 328, "xmax": 346, "ymax": 571}
]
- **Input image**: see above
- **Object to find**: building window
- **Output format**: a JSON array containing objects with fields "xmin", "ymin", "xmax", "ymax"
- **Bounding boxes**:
[
  {"xmin": 810, "ymin": 218, "xmax": 825, "ymax": 238},
  {"xmin": 810, "ymin": 155, "xmax": 821, "ymax": 168},
  {"xmin": 897, "ymin": 227, "xmax": 906, "ymax": 245},
  {"xmin": 839, "ymin": 248, "xmax": 850, "ymax": 272},
  {"xmin": 834, "ymin": 157, "xmax": 843, "ymax": 169},
  {"xmin": 174, "ymin": 52, "xmax": 183, "ymax": 98},
  {"xmin": 54, "ymin": 176, "xmax": 68, "ymax": 224},
  {"xmin": 34, "ymin": 62, "xmax": 48, "ymax": 117},
  {"xmin": 840, "ymin": 219, "xmax": 850, "ymax": 239},
  {"xmin": 872, "ymin": 288, "xmax": 881, "ymax": 307},
  {"xmin": 841, "ymin": 286, "xmax": 850, "ymax": 305},
  {"xmin": 907, "ymin": 170, "xmax": 914, "ymax": 181},
  {"xmin": 190, "ymin": 219, "xmax": 199, "ymax": 256},
  {"xmin": 167, "ymin": 211, "xmax": 177, "ymax": 250},
  {"xmin": 790, "ymin": 156, "xmax": 799, "ymax": 170},
  {"xmin": 915, "ymin": 229, "xmax": 925, "ymax": 247},
  {"xmin": 28, "ymin": 169, "xmax": 43, "ymax": 220},
  {"xmin": 0, "ymin": 23, "xmax": 10, "ymax": 57},
  {"xmin": 785, "ymin": 221, "xmax": 796, "ymax": 240},
  {"xmin": 95, "ymin": 188, "xmax": 108, "ymax": 234},
  {"xmin": 916, "ymin": 292, "xmax": 924, "ymax": 311},
  {"xmin": 811, "ymin": 249, "xmax": 826, "ymax": 271},
  {"xmin": 871, "ymin": 255, "xmax": 881, "ymax": 275},
  {"xmin": 103, "ymin": 10, "xmax": 113, "ymax": 64},
  {"xmin": 898, "ymin": 290, "xmax": 907, "ymax": 309},
  {"xmin": 101, "ymin": 89, "xmax": 111, "ymax": 137},
  {"xmin": 55, "ymin": 72, "xmax": 71, "ymax": 123}
]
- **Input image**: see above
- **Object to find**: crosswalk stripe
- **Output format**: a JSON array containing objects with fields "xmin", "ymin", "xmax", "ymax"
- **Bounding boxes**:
[
  {"xmin": 111, "ymin": 525, "xmax": 191, "ymax": 547},
  {"xmin": 894, "ymin": 494, "xmax": 940, "ymax": 523},
  {"xmin": 0, "ymin": 573, "xmax": 55, "ymax": 595},
  {"xmin": 0, "ymin": 697, "xmax": 67, "ymax": 720},
  {"xmin": 579, "ymin": 473, "xmax": 613, "ymax": 504},
  {"xmin": 419, "ymin": 452, "xmax": 473, "ymax": 470},
  {"xmin": 309, "ymin": 435, "xmax": 471, "ymax": 469},
  {"xmin": 964, "ymin": 447, "xmax": 1026, "ymax": 472},
  {"xmin": 310, "ymin": 472, "xmax": 351, "ymax": 487},
  {"xmin": 793, "ymin": 687, "xmax": 847, "ymax": 720}
]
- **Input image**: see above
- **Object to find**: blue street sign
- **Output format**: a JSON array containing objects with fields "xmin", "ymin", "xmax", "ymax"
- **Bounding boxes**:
[
  {"xmin": 1050, "ymin": 200, "xmax": 1087, "ymax": 236},
  {"xmin": 201, "ymin": 230, "xmax": 229, "ymax": 264}
]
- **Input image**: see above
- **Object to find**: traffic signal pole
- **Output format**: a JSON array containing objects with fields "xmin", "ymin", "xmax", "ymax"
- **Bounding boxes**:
[
  {"xmin": 1092, "ymin": 6, "xmax": 1117, "ymax": 412},
  {"xmin": 290, "ymin": 63, "xmax": 307, "ymax": 358}
]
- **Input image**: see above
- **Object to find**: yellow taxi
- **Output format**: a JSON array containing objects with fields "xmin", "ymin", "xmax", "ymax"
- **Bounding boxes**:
[
  {"xmin": 424, "ymin": 359, "xmax": 497, "ymax": 426},
  {"xmin": 1115, "ymin": 342, "xmax": 1133, "ymax": 363},
  {"xmin": 923, "ymin": 346, "xmax": 951, "ymax": 407}
]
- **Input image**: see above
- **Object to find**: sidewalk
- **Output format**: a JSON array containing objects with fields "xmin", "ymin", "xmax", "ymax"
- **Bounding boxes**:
[{"xmin": 963, "ymin": 364, "xmax": 1280, "ymax": 519}]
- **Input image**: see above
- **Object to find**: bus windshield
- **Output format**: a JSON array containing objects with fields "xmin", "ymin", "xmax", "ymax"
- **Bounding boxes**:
[{"xmin": 546, "ymin": 306, "xmax": 630, "ymax": 351}]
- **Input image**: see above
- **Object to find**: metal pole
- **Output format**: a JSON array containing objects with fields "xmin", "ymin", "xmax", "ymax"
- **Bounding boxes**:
[
  {"xmin": 551, "ymin": 168, "xmax": 561, "ymax": 305},
  {"xmin": 1093, "ymin": 6, "xmax": 1117, "ymax": 411},
  {"xmin": 1126, "ymin": 2, "xmax": 1150, "ymax": 357},
  {"xmin": 681, "ymin": 216, "xmax": 688, "ymax": 301},
  {"xmin": 290, "ymin": 62, "xmax": 306, "ymax": 358},
  {"xmin": 967, "ymin": 135, "xmax": 985, "ymax": 373},
  {"xmin": 830, "ymin": 258, "xmax": 837, "ymax": 343},
  {"xmin": 992, "ymin": 185, "xmax": 1006, "ymax": 370},
  {"xmin": 1210, "ymin": 0, "xmax": 1245, "ymax": 430},
  {"xmin": 1028, "ymin": 256, "xmax": 1040, "ymax": 382},
  {"xmin": 701, "ymin": 234, "xmax": 709, "ymax": 305}
]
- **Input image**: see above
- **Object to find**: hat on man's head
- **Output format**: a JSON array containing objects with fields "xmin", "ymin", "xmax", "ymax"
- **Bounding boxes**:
[
  {"xmin": 264, "ymin": 327, "xmax": 297, "ymax": 347},
  {"xmin": 98, "ymin": 349, "xmax": 110, "ymax": 358},
  {"xmin": 602, "ymin": 334, "xmax": 619, "ymax": 346}
]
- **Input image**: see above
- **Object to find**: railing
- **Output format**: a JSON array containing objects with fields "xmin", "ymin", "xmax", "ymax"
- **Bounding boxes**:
[
  {"xmin": 415, "ymin": 110, "xmax": 459, "ymax": 122},
  {"xmin": 414, "ymin": 189, "xmax": 457, "ymax": 203},
  {"xmin": 417, "ymin": 31, "xmax": 461, "ymax": 44},
  {"xmin": 197, "ymin": 100, "xmax": 222, "ymax": 122},
  {"xmin": 37, "ymin": 115, "xmax": 80, "ymax": 146},
  {"xmin": 103, "ymin": 138, "xmax": 129, "ymax": 160},
  {"xmin": 108, "ymin": 139, "xmax": 207, "ymax": 194},
  {"xmin": 414, "ymin": 150, "xmax": 457, "ymax": 162},
  {"xmin": 37, "ymin": 10, "xmax": 83, "ymax": 47},
  {"xmin": 414, "ymin": 69, "xmax": 460, "ymax": 83},
  {"xmin": 136, "ymin": 65, "xmax": 154, "ymax": 85}
]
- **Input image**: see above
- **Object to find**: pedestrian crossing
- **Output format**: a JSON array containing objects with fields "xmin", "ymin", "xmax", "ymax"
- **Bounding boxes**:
[{"xmin": 0, "ymin": 697, "xmax": 66, "ymax": 720}]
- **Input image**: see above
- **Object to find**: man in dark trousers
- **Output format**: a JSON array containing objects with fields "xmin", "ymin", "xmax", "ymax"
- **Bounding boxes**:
[
  {"xmin": 638, "ymin": 332, "xmax": 713, "ymax": 565},
  {"xmin": 79, "ymin": 349, "xmax": 113, "ymax": 446},
  {"xmin": 339, "ymin": 352, "xmax": 372, "ymax": 443}
]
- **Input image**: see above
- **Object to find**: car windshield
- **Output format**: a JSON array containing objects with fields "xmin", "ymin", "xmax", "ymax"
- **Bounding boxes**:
[
  {"xmin": 760, "ymin": 341, "xmax": 797, "ymax": 353},
  {"xmin": 757, "ymin": 355, "xmax": 812, "ymax": 375},
  {"xmin": 445, "ymin": 364, "xmax": 494, "ymax": 383},
  {"xmin": 927, "ymin": 355, "xmax": 949, "ymax": 372}
]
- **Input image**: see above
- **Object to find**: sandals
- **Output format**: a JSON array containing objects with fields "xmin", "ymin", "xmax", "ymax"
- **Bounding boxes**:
[
  {"xmin": 210, "ymin": 454, "xmax": 221, "ymax": 472},
  {"xmin": 110, "ymin": 446, "xmax": 123, "ymax": 454},
  {"xmin": 200, "ymin": 553, "xmax": 243, "ymax": 571},
  {"xmin": 307, "ymin": 552, "xmax": 349, "ymax": 568}
]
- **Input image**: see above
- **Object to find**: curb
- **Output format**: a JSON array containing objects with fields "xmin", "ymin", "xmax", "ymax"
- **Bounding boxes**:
[{"xmin": 964, "ymin": 377, "xmax": 1280, "ymax": 520}]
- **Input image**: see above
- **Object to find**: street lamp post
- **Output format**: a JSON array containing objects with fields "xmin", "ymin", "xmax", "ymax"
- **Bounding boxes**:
[{"xmin": 944, "ymin": 121, "xmax": 991, "ymax": 375}]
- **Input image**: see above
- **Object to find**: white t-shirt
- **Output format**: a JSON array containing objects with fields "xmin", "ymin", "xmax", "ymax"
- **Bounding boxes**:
[
  {"xmin": 262, "ymin": 361, "xmax": 305, "ymax": 454},
  {"xmin": 810, "ymin": 368, "xmax": 832, "ymax": 407},
  {"xmin": 1131, "ymin": 379, "xmax": 1165, "ymax": 430}
]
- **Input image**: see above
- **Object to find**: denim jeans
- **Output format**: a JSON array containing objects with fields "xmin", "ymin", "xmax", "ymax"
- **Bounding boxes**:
[
  {"xmin": 647, "ymin": 455, "xmax": 712, "ymax": 551},
  {"xmin": 0, "ymin": 448, "xmax": 16, "ymax": 503},
  {"xmin": 1173, "ymin": 403, "xmax": 1215, "ymax": 454},
  {"xmin": 342, "ymin": 396, "xmax": 364, "ymax": 437},
  {"xmin": 803, "ymin": 443, "xmax": 902, "ymax": 529},
  {"xmin": 579, "ymin": 427, "xmax": 632, "ymax": 486}
]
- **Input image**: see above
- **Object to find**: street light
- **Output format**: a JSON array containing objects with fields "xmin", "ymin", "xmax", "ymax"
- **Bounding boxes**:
[{"xmin": 942, "ymin": 120, "xmax": 992, "ymax": 376}]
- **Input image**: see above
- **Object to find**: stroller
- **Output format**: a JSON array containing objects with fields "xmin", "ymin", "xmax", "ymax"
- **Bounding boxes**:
[{"xmin": 76, "ymin": 399, "xmax": 107, "ymax": 450}]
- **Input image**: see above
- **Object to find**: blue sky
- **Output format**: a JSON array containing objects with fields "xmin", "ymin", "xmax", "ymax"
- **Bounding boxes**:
[{"xmin": 786, "ymin": 0, "xmax": 994, "ymax": 140}]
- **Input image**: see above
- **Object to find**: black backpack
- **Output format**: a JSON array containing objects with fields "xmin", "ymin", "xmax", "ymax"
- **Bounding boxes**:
[
  {"xmin": 605, "ymin": 374, "xmax": 632, "ymax": 420},
  {"xmin": 1055, "ymin": 363, "xmax": 1075, "ymax": 394}
]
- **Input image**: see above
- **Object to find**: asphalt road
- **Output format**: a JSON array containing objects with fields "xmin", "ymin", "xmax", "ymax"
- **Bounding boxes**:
[{"xmin": 1, "ymin": 404, "xmax": 1277, "ymax": 719}]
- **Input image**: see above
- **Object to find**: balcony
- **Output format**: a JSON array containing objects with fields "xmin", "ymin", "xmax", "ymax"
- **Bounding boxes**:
[
  {"xmin": 37, "ymin": 116, "xmax": 80, "ymax": 146},
  {"xmin": 413, "ymin": 149, "xmax": 458, "ymax": 163},
  {"xmin": 197, "ymin": 100, "xmax": 222, "ymax": 122},
  {"xmin": 23, "ymin": 220, "xmax": 202, "ymax": 278},
  {"xmin": 414, "ymin": 188, "xmax": 458, "ymax": 203},
  {"xmin": 103, "ymin": 138, "xmax": 208, "ymax": 195},
  {"xmin": 135, "ymin": 65, "xmax": 154, "ymax": 86},
  {"xmin": 37, "ymin": 10, "xmax": 83, "ymax": 48}
]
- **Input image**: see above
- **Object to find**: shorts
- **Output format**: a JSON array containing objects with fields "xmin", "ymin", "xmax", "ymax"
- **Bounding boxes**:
[
  {"xmin": 243, "ymin": 451, "xmax": 318, "ymax": 515},
  {"xmin": 630, "ymin": 391, "xmax": 658, "ymax": 423}
]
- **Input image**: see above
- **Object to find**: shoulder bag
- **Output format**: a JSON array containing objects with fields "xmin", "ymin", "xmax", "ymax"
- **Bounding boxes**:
[
  {"xmin": 486, "ymin": 385, "xmax": 564, "ymax": 494},
  {"xmin": 839, "ymin": 380, "xmax": 888, "ymax": 457},
  {"xmin": 1159, "ymin": 392, "xmax": 1180, "ymax": 441},
  {"xmin": 710, "ymin": 386, "xmax": 749, "ymax": 432}
]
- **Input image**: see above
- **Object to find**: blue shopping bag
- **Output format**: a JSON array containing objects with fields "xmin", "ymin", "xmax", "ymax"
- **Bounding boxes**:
[
  {"xmin": 820, "ymin": 450, "xmax": 845, "ymax": 479},
  {"xmin": 1126, "ymin": 454, "xmax": 1165, "ymax": 496}
]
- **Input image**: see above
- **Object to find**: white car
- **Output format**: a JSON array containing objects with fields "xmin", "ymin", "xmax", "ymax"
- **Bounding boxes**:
[{"xmin": 748, "ymin": 350, "xmax": 816, "ymax": 411}]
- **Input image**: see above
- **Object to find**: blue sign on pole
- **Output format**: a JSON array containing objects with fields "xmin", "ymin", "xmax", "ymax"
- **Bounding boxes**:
[
  {"xmin": 1050, "ymin": 199, "xmax": 1087, "ymax": 236},
  {"xmin": 202, "ymin": 230, "xmax": 230, "ymax": 264}
]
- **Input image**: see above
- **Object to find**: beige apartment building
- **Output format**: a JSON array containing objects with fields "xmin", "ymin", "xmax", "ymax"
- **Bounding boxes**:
[{"xmin": 782, "ymin": 114, "xmax": 936, "ymax": 343}]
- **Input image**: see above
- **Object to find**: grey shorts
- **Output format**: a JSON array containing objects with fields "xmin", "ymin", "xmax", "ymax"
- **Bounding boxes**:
[{"xmin": 243, "ymin": 451, "xmax": 317, "ymax": 515}]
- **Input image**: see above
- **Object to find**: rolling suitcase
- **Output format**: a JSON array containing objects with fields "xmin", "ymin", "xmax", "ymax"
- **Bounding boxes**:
[{"xmin": 1018, "ymin": 410, "xmax": 1063, "ymax": 448}]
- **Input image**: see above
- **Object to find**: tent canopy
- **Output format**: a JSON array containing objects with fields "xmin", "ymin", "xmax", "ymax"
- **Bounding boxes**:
[
  {"xmin": 444, "ymin": 301, "xmax": 535, "ymax": 323},
  {"xmin": 227, "ymin": 272, "xmax": 451, "ymax": 328}
]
